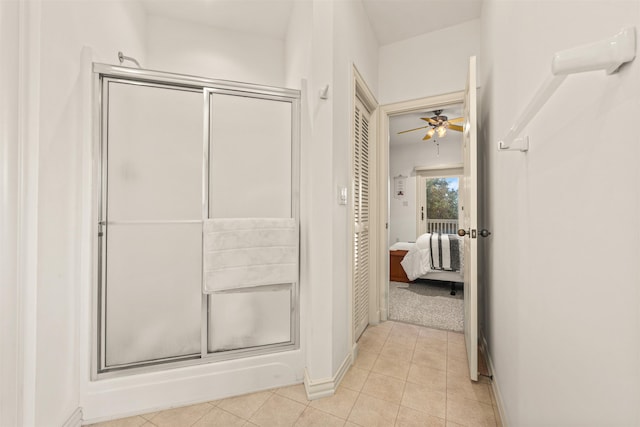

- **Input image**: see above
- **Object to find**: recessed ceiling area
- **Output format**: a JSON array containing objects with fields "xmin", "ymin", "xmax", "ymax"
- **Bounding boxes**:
[
  {"xmin": 141, "ymin": 0, "xmax": 483, "ymax": 44},
  {"xmin": 389, "ymin": 104, "xmax": 463, "ymax": 147}
]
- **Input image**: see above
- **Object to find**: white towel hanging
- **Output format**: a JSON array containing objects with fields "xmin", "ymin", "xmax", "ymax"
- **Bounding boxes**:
[{"xmin": 203, "ymin": 218, "xmax": 298, "ymax": 293}]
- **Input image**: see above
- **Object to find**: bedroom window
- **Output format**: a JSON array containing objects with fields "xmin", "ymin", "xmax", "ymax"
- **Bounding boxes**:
[
  {"xmin": 426, "ymin": 177, "xmax": 459, "ymax": 234},
  {"xmin": 415, "ymin": 166, "xmax": 463, "ymax": 236}
]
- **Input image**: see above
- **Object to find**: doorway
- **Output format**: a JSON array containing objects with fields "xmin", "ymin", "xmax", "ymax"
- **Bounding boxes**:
[{"xmin": 386, "ymin": 101, "xmax": 465, "ymax": 332}]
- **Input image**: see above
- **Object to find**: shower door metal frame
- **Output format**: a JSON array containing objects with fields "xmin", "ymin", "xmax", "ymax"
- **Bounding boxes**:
[{"xmin": 93, "ymin": 63, "xmax": 301, "ymax": 379}]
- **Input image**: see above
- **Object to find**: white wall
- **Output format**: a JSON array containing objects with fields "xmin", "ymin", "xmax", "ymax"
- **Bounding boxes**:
[
  {"xmin": 147, "ymin": 15, "xmax": 285, "ymax": 87},
  {"xmin": 0, "ymin": 2, "xmax": 20, "ymax": 426},
  {"xmin": 285, "ymin": 0, "xmax": 335, "ymax": 384},
  {"xmin": 389, "ymin": 139, "xmax": 462, "ymax": 244},
  {"xmin": 331, "ymin": 0, "xmax": 379, "ymax": 371},
  {"xmin": 35, "ymin": 1, "xmax": 147, "ymax": 425},
  {"xmin": 284, "ymin": 0, "xmax": 379, "ymax": 385},
  {"xmin": 480, "ymin": 1, "xmax": 640, "ymax": 425},
  {"xmin": 378, "ymin": 19, "xmax": 480, "ymax": 105}
]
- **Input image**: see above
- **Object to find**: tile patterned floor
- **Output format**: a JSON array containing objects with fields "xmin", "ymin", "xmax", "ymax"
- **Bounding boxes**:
[{"xmin": 89, "ymin": 321, "xmax": 502, "ymax": 427}]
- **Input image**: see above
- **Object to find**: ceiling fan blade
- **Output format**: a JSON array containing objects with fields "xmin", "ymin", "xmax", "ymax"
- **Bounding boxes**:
[
  {"xmin": 397, "ymin": 125, "xmax": 430, "ymax": 134},
  {"xmin": 448, "ymin": 117, "xmax": 464, "ymax": 123},
  {"xmin": 421, "ymin": 117, "xmax": 439, "ymax": 125},
  {"xmin": 423, "ymin": 127, "xmax": 435, "ymax": 140},
  {"xmin": 448, "ymin": 124, "xmax": 464, "ymax": 132}
]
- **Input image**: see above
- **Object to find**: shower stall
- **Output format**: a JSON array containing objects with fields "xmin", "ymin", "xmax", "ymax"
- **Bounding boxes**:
[{"xmin": 93, "ymin": 63, "xmax": 300, "ymax": 376}]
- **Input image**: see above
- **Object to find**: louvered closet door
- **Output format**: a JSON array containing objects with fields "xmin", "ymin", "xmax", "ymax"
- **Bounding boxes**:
[{"xmin": 353, "ymin": 96, "xmax": 371, "ymax": 341}]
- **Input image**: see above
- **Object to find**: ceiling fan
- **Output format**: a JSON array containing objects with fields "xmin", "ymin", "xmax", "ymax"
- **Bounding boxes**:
[{"xmin": 398, "ymin": 110, "xmax": 464, "ymax": 140}]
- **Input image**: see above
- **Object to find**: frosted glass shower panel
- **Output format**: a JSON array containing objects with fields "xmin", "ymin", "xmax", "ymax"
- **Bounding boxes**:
[
  {"xmin": 208, "ymin": 285, "xmax": 292, "ymax": 352},
  {"xmin": 209, "ymin": 93, "xmax": 292, "ymax": 218},
  {"xmin": 103, "ymin": 81, "xmax": 203, "ymax": 368},
  {"xmin": 105, "ymin": 224, "xmax": 202, "ymax": 366},
  {"xmin": 107, "ymin": 82, "xmax": 203, "ymax": 221}
]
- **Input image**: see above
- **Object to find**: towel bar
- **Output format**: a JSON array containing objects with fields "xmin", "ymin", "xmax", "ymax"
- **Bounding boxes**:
[{"xmin": 498, "ymin": 27, "xmax": 636, "ymax": 152}]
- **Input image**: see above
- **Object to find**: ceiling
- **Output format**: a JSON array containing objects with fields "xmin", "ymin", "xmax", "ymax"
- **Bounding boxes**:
[
  {"xmin": 389, "ymin": 104, "xmax": 463, "ymax": 147},
  {"xmin": 361, "ymin": 0, "xmax": 483, "ymax": 45},
  {"xmin": 142, "ymin": 0, "xmax": 295, "ymax": 39},
  {"xmin": 142, "ymin": 0, "xmax": 483, "ymax": 44}
]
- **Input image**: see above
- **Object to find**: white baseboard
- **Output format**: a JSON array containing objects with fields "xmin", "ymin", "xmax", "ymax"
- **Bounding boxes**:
[
  {"xmin": 62, "ymin": 407, "xmax": 82, "ymax": 427},
  {"xmin": 480, "ymin": 332, "xmax": 508, "ymax": 427},
  {"xmin": 304, "ymin": 351, "xmax": 353, "ymax": 400}
]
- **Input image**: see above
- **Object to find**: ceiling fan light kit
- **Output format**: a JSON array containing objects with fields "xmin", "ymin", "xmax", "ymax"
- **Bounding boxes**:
[{"xmin": 400, "ymin": 109, "xmax": 464, "ymax": 141}]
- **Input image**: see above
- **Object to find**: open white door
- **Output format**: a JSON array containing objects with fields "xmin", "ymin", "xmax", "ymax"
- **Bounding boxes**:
[{"xmin": 461, "ymin": 56, "xmax": 478, "ymax": 381}]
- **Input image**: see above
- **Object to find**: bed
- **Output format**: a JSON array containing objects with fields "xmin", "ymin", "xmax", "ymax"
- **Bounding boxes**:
[{"xmin": 389, "ymin": 233, "xmax": 464, "ymax": 293}]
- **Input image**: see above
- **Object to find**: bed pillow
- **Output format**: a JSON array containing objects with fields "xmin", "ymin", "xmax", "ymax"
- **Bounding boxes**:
[{"xmin": 415, "ymin": 233, "xmax": 432, "ymax": 250}]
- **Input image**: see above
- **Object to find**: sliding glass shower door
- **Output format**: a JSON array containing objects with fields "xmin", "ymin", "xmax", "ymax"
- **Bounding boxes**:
[
  {"xmin": 100, "ymin": 81, "xmax": 204, "ymax": 369},
  {"xmin": 95, "ymin": 65, "xmax": 300, "ymax": 376}
]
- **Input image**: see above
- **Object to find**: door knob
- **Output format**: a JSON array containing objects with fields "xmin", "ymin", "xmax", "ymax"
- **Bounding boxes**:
[
  {"xmin": 458, "ymin": 228, "xmax": 491, "ymax": 238},
  {"xmin": 479, "ymin": 229, "xmax": 491, "ymax": 238}
]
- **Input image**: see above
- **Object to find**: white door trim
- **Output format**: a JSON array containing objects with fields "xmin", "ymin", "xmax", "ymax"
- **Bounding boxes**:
[{"xmin": 376, "ymin": 91, "xmax": 464, "ymax": 321}]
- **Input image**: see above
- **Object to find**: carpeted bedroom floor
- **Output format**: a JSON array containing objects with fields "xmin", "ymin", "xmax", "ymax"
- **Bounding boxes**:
[{"xmin": 388, "ymin": 280, "xmax": 464, "ymax": 332}]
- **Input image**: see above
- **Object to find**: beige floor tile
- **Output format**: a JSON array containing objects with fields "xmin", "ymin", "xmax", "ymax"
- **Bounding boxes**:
[
  {"xmin": 447, "ymin": 332, "xmax": 465, "ymax": 344},
  {"xmin": 249, "ymin": 394, "xmax": 306, "ymax": 427},
  {"xmin": 447, "ymin": 341, "xmax": 467, "ymax": 360},
  {"xmin": 395, "ymin": 406, "xmax": 445, "ymax": 427},
  {"xmin": 147, "ymin": 403, "xmax": 213, "ymax": 427},
  {"xmin": 418, "ymin": 327, "xmax": 448, "ymax": 342},
  {"xmin": 359, "ymin": 333, "xmax": 386, "ymax": 353},
  {"xmin": 446, "ymin": 375, "xmax": 492, "ymax": 405},
  {"xmin": 276, "ymin": 384, "xmax": 311, "ymax": 405},
  {"xmin": 412, "ymin": 347, "xmax": 447, "ymax": 372},
  {"xmin": 363, "ymin": 324, "xmax": 392, "ymax": 340},
  {"xmin": 217, "ymin": 391, "xmax": 273, "ymax": 420},
  {"xmin": 400, "ymin": 382, "xmax": 446, "ymax": 419},
  {"xmin": 372, "ymin": 355, "xmax": 410, "ymax": 380},
  {"xmin": 446, "ymin": 398, "xmax": 496, "ymax": 427},
  {"xmin": 380, "ymin": 341, "xmax": 414, "ymax": 363},
  {"xmin": 345, "ymin": 422, "xmax": 361, "ymax": 427},
  {"xmin": 341, "ymin": 366, "xmax": 370, "ymax": 392},
  {"xmin": 385, "ymin": 333, "xmax": 418, "ymax": 349},
  {"xmin": 391, "ymin": 323, "xmax": 420, "ymax": 339},
  {"xmin": 309, "ymin": 387, "xmax": 358, "ymax": 419},
  {"xmin": 348, "ymin": 393, "xmax": 399, "ymax": 427},
  {"xmin": 372, "ymin": 321, "xmax": 395, "ymax": 333},
  {"xmin": 445, "ymin": 422, "xmax": 465, "ymax": 427},
  {"xmin": 361, "ymin": 371, "xmax": 406, "ymax": 404},
  {"xmin": 415, "ymin": 336, "xmax": 448, "ymax": 354},
  {"xmin": 193, "ymin": 407, "xmax": 246, "ymax": 427},
  {"xmin": 294, "ymin": 407, "xmax": 345, "ymax": 427},
  {"xmin": 354, "ymin": 349, "xmax": 378, "ymax": 371},
  {"xmin": 406, "ymin": 363, "xmax": 446, "ymax": 392},
  {"xmin": 447, "ymin": 356, "xmax": 470, "ymax": 377},
  {"xmin": 88, "ymin": 415, "xmax": 148, "ymax": 427}
]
